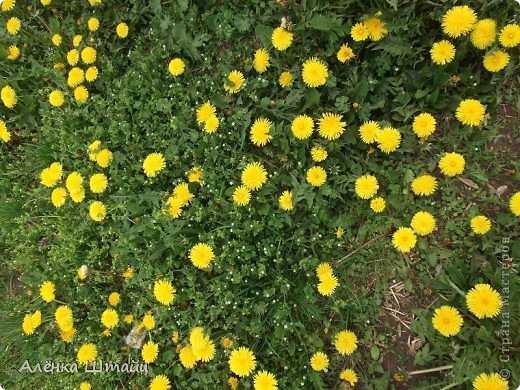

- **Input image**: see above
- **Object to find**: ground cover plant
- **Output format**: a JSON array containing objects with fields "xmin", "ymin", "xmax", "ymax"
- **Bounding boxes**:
[{"xmin": 0, "ymin": 0, "xmax": 519, "ymax": 389}]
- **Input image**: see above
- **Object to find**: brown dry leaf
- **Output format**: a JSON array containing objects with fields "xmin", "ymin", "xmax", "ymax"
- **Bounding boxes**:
[
  {"xmin": 496, "ymin": 185, "xmax": 508, "ymax": 197},
  {"xmin": 457, "ymin": 177, "xmax": 479, "ymax": 189}
]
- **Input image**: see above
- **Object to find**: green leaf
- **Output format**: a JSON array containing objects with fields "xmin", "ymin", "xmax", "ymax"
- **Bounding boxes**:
[
  {"xmin": 308, "ymin": 15, "xmax": 341, "ymax": 32},
  {"xmin": 370, "ymin": 345, "xmax": 380, "ymax": 360},
  {"xmin": 150, "ymin": 0, "xmax": 162, "ymax": 15},
  {"xmin": 302, "ymin": 89, "xmax": 321, "ymax": 111}
]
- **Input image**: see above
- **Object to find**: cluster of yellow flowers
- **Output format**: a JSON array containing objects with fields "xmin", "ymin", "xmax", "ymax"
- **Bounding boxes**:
[
  {"xmin": 432, "ymin": 283, "xmax": 502, "ymax": 338},
  {"xmin": 431, "ymin": 283, "xmax": 506, "ymax": 389},
  {"xmin": 38, "ymin": 140, "xmax": 111, "ymax": 221},
  {"xmin": 2, "ymin": 0, "xmax": 128, "ymax": 110},
  {"xmin": 431, "ymin": 5, "xmax": 520, "ymax": 72},
  {"xmin": 309, "ymin": 330, "xmax": 358, "ymax": 385},
  {"xmin": 7, "ymin": 1, "xmax": 520, "ymax": 388},
  {"xmin": 350, "ymin": 14, "xmax": 388, "ymax": 42},
  {"xmin": 315, "ymin": 262, "xmax": 339, "ymax": 296}
]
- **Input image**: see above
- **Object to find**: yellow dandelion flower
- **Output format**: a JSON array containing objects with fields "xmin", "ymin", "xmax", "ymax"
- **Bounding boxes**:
[
  {"xmin": 355, "ymin": 174, "xmax": 379, "ymax": 199},
  {"xmin": 1, "ymin": 85, "xmax": 17, "ymax": 109},
  {"xmin": 224, "ymin": 70, "xmax": 245, "ymax": 94},
  {"xmin": 410, "ymin": 211, "xmax": 436, "ymax": 236},
  {"xmin": 392, "ymin": 227, "xmax": 417, "ymax": 253},
  {"xmin": 101, "ymin": 309, "xmax": 119, "ymax": 329},
  {"xmin": 473, "ymin": 373, "xmax": 508, "ymax": 390},
  {"xmin": 52, "ymin": 34, "xmax": 62, "ymax": 46},
  {"xmin": 1, "ymin": 0, "xmax": 16, "ymax": 12},
  {"xmin": 483, "ymin": 50, "xmax": 509, "ymax": 73},
  {"xmin": 254, "ymin": 371, "xmax": 278, "ymax": 390},
  {"xmin": 432, "ymin": 306, "xmax": 463, "ymax": 337},
  {"xmin": 96, "ymin": 149, "xmax": 113, "ymax": 168},
  {"xmin": 49, "ymin": 90, "xmax": 64, "ymax": 107},
  {"xmin": 88, "ymin": 17, "xmax": 99, "ymax": 31},
  {"xmin": 204, "ymin": 115, "xmax": 219, "ymax": 133},
  {"xmin": 365, "ymin": 17, "xmax": 388, "ymax": 41},
  {"xmin": 142, "ymin": 313, "xmax": 155, "ymax": 330},
  {"xmin": 310, "ymin": 352, "xmax": 329, "ymax": 371},
  {"xmin": 143, "ymin": 153, "xmax": 166, "ymax": 177},
  {"xmin": 116, "ymin": 22, "xmax": 129, "ymax": 38},
  {"xmin": 316, "ymin": 262, "xmax": 333, "ymax": 279},
  {"xmin": 499, "ymin": 24, "xmax": 520, "ymax": 48},
  {"xmin": 228, "ymin": 377, "xmax": 239, "ymax": 390},
  {"xmin": 233, "ymin": 185, "xmax": 251, "ymax": 206},
  {"xmin": 291, "ymin": 115, "xmax": 314, "ymax": 140},
  {"xmin": 73, "ymin": 35, "xmax": 83, "ymax": 47},
  {"xmin": 359, "ymin": 121, "xmax": 380, "ymax": 144},
  {"xmin": 89, "ymin": 201, "xmax": 106, "ymax": 222},
  {"xmin": 438, "ymin": 152, "xmax": 465, "ymax": 177},
  {"xmin": 123, "ymin": 267, "xmax": 134, "ymax": 280},
  {"xmin": 51, "ymin": 187, "xmax": 67, "ymax": 208},
  {"xmin": 370, "ymin": 197, "xmax": 386, "ymax": 213},
  {"xmin": 142, "ymin": 341, "xmax": 159, "ymax": 363},
  {"xmin": 470, "ymin": 19, "xmax": 496, "ymax": 49},
  {"xmin": 0, "ymin": 120, "xmax": 10, "ymax": 143},
  {"xmin": 89, "ymin": 173, "xmax": 108, "ymax": 193},
  {"xmin": 340, "ymin": 369, "xmax": 358, "ymax": 386},
  {"xmin": 68, "ymin": 67, "xmax": 85, "ymax": 87},
  {"xmin": 302, "ymin": 57, "xmax": 328, "ymax": 88},
  {"xmin": 411, "ymin": 175, "xmax": 437, "ymax": 197},
  {"xmin": 81, "ymin": 47, "xmax": 96, "ymax": 64},
  {"xmin": 430, "ymin": 40, "xmax": 456, "ymax": 65},
  {"xmin": 241, "ymin": 162, "xmax": 267, "ymax": 190},
  {"xmin": 229, "ymin": 347, "xmax": 256, "ymax": 377},
  {"xmin": 335, "ymin": 330, "xmax": 357, "ymax": 355},
  {"xmin": 470, "ymin": 215, "xmax": 491, "ymax": 235},
  {"xmin": 74, "ymin": 85, "xmax": 89, "ymax": 103},
  {"xmin": 189, "ymin": 243, "xmax": 215, "ymax": 269},
  {"xmin": 67, "ymin": 49, "xmax": 79, "ymax": 66},
  {"xmin": 60, "ymin": 328, "xmax": 76, "ymax": 343},
  {"xmin": 40, "ymin": 281, "xmax": 55, "ymax": 303},
  {"xmin": 250, "ymin": 118, "xmax": 273, "ymax": 147},
  {"xmin": 77, "ymin": 343, "xmax": 97, "ymax": 365},
  {"xmin": 196, "ymin": 101, "xmax": 216, "ymax": 124},
  {"xmin": 318, "ymin": 112, "xmax": 345, "ymax": 140},
  {"xmin": 279, "ymin": 190, "xmax": 293, "ymax": 211},
  {"xmin": 55, "ymin": 305, "xmax": 74, "ymax": 332},
  {"xmin": 466, "ymin": 284, "xmax": 502, "ymax": 319},
  {"xmin": 6, "ymin": 17, "xmax": 21, "ymax": 35},
  {"xmin": 154, "ymin": 279, "xmax": 176, "ymax": 305},
  {"xmin": 376, "ymin": 126, "xmax": 401, "ymax": 153},
  {"xmin": 317, "ymin": 273, "xmax": 339, "ymax": 296},
  {"xmin": 40, "ymin": 162, "xmax": 63, "ymax": 187},
  {"xmin": 221, "ymin": 337, "xmax": 234, "ymax": 349},
  {"xmin": 278, "ymin": 71, "xmax": 293, "ymax": 88},
  {"xmin": 412, "ymin": 113, "xmax": 436, "ymax": 138},
  {"xmin": 509, "ymin": 192, "xmax": 520, "ymax": 216},
  {"xmin": 351, "ymin": 22, "xmax": 369, "ymax": 41},
  {"xmin": 271, "ymin": 27, "xmax": 293, "ymax": 51},
  {"xmin": 168, "ymin": 58, "xmax": 185, "ymax": 76},
  {"xmin": 311, "ymin": 146, "xmax": 327, "ymax": 162},
  {"xmin": 85, "ymin": 66, "xmax": 99, "ymax": 82},
  {"xmin": 108, "ymin": 292, "xmax": 120, "ymax": 306},
  {"xmin": 306, "ymin": 166, "xmax": 327, "ymax": 187},
  {"xmin": 7, "ymin": 45, "xmax": 20, "ymax": 60},
  {"xmin": 179, "ymin": 345, "xmax": 197, "ymax": 368},
  {"xmin": 442, "ymin": 6, "xmax": 477, "ymax": 38},
  {"xmin": 253, "ymin": 48, "xmax": 270, "ymax": 73},
  {"xmin": 149, "ymin": 375, "xmax": 171, "ymax": 390},
  {"xmin": 337, "ymin": 44, "xmax": 355, "ymax": 63}
]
